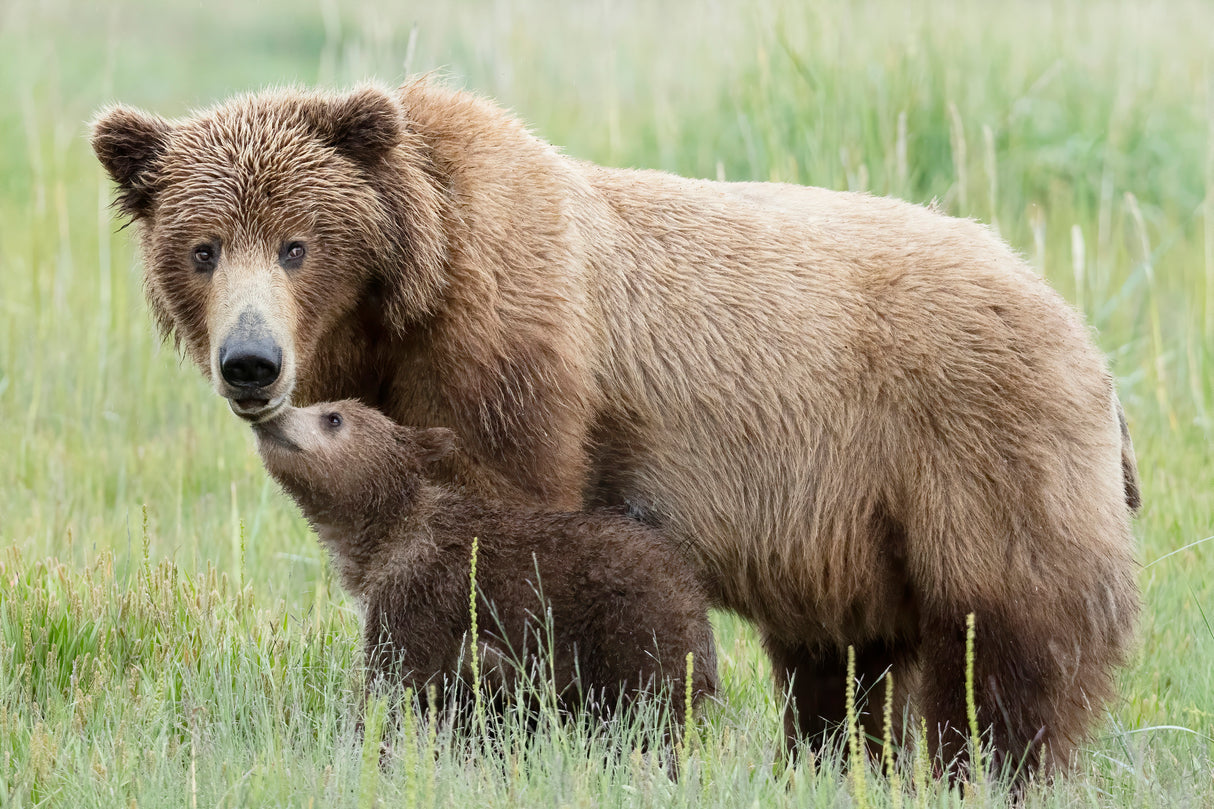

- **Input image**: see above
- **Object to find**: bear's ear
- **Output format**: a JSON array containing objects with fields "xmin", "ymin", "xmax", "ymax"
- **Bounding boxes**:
[
  {"xmin": 408, "ymin": 427, "xmax": 458, "ymax": 469},
  {"xmin": 310, "ymin": 87, "xmax": 403, "ymax": 165},
  {"xmin": 91, "ymin": 106, "xmax": 173, "ymax": 220}
]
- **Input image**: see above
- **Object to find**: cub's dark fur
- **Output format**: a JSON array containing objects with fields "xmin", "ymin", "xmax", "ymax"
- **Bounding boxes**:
[{"xmin": 254, "ymin": 400, "xmax": 716, "ymax": 732}]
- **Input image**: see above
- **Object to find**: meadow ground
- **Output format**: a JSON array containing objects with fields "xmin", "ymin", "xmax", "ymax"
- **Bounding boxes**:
[{"xmin": 0, "ymin": 0, "xmax": 1211, "ymax": 805}]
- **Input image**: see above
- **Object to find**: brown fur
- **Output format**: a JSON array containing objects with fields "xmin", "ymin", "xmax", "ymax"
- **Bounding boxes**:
[
  {"xmin": 253, "ymin": 400, "xmax": 717, "ymax": 730},
  {"xmin": 93, "ymin": 80, "xmax": 1140, "ymax": 781}
]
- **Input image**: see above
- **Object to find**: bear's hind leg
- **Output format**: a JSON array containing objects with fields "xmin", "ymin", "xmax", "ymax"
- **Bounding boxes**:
[
  {"xmin": 915, "ymin": 595, "xmax": 1124, "ymax": 785},
  {"xmin": 916, "ymin": 607, "xmax": 1043, "ymax": 781},
  {"xmin": 910, "ymin": 487, "xmax": 1137, "ymax": 785},
  {"xmin": 765, "ymin": 635, "xmax": 909, "ymax": 760}
]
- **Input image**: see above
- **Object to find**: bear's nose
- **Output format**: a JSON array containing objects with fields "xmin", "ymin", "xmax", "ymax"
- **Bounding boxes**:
[
  {"xmin": 220, "ymin": 340, "xmax": 282, "ymax": 388},
  {"xmin": 219, "ymin": 311, "xmax": 282, "ymax": 389}
]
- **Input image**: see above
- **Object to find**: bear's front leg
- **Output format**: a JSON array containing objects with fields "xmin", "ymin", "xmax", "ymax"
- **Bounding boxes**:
[{"xmin": 359, "ymin": 586, "xmax": 464, "ymax": 758}]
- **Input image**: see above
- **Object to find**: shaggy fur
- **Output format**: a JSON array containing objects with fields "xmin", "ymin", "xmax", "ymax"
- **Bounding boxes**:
[
  {"xmin": 93, "ymin": 80, "xmax": 1140, "ymax": 780},
  {"xmin": 252, "ymin": 400, "xmax": 717, "ymax": 729}
]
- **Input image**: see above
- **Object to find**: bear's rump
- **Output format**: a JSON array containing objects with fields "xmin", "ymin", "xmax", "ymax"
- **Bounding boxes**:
[{"xmin": 585, "ymin": 263, "xmax": 1130, "ymax": 648}]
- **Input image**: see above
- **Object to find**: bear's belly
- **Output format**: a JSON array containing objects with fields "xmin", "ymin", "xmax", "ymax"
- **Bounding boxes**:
[{"xmin": 592, "ymin": 466, "xmax": 919, "ymax": 648}]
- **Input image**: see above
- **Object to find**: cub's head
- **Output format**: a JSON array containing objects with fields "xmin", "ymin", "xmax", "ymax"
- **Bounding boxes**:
[
  {"xmin": 253, "ymin": 400, "xmax": 456, "ymax": 525},
  {"xmin": 91, "ymin": 86, "xmax": 446, "ymax": 423}
]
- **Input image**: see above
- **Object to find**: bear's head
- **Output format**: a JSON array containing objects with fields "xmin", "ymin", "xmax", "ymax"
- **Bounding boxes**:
[
  {"xmin": 91, "ymin": 86, "xmax": 447, "ymax": 423},
  {"xmin": 253, "ymin": 399, "xmax": 456, "ymax": 526}
]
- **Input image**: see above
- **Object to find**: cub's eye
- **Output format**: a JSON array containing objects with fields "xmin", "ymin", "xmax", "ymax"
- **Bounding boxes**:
[
  {"xmin": 191, "ymin": 243, "xmax": 219, "ymax": 270},
  {"xmin": 280, "ymin": 241, "xmax": 307, "ymax": 269},
  {"xmin": 323, "ymin": 412, "xmax": 342, "ymax": 429}
]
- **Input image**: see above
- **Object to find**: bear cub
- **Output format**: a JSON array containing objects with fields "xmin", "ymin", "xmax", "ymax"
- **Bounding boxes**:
[{"xmin": 253, "ymin": 400, "xmax": 717, "ymax": 734}]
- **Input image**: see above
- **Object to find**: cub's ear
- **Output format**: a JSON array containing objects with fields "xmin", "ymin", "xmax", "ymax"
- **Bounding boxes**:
[
  {"xmin": 410, "ymin": 427, "xmax": 458, "ymax": 469},
  {"xmin": 90, "ymin": 106, "xmax": 172, "ymax": 220},
  {"xmin": 309, "ymin": 86, "xmax": 403, "ymax": 165}
]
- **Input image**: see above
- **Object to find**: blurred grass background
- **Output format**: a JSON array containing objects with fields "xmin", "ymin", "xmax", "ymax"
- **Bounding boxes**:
[{"xmin": 0, "ymin": 0, "xmax": 1211, "ymax": 805}]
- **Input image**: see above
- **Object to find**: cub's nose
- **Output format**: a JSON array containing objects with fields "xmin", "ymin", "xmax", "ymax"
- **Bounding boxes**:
[{"xmin": 220, "ymin": 339, "xmax": 282, "ymax": 388}]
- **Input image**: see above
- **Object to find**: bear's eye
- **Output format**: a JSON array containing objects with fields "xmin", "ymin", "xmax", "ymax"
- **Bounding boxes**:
[
  {"xmin": 191, "ymin": 243, "xmax": 219, "ymax": 271},
  {"xmin": 280, "ymin": 241, "xmax": 307, "ymax": 269},
  {"xmin": 323, "ymin": 412, "xmax": 342, "ymax": 430}
]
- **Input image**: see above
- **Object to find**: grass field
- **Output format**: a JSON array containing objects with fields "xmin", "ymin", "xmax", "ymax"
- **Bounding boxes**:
[{"xmin": 1, "ymin": 0, "xmax": 1212, "ymax": 805}]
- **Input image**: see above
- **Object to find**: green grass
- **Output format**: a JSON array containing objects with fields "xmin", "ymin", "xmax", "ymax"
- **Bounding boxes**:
[{"xmin": 1, "ymin": 0, "xmax": 1212, "ymax": 805}]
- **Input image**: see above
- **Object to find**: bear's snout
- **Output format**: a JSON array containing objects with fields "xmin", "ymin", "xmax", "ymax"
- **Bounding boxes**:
[
  {"xmin": 220, "ymin": 335, "xmax": 281, "ymax": 389},
  {"xmin": 217, "ymin": 309, "xmax": 289, "ymax": 420}
]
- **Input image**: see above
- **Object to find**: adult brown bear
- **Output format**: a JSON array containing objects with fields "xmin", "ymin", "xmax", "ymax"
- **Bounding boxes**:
[{"xmin": 92, "ymin": 80, "xmax": 1140, "ymax": 780}]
